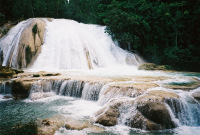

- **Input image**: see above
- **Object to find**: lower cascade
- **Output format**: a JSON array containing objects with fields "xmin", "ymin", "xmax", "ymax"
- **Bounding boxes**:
[{"xmin": 0, "ymin": 18, "xmax": 200, "ymax": 135}]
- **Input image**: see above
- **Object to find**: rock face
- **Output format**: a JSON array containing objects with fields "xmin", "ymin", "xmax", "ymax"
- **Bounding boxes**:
[
  {"xmin": 138, "ymin": 63, "xmax": 173, "ymax": 71},
  {"xmin": 94, "ymin": 90, "xmax": 179, "ymax": 130},
  {"xmin": 18, "ymin": 18, "xmax": 47, "ymax": 68},
  {"xmin": 0, "ymin": 18, "xmax": 48, "ymax": 69}
]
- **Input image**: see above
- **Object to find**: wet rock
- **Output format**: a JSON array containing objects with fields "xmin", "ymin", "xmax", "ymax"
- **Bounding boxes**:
[
  {"xmin": 19, "ymin": 18, "xmax": 46, "ymax": 68},
  {"xmin": 0, "ymin": 66, "xmax": 16, "ymax": 78},
  {"xmin": 37, "ymin": 115, "xmax": 104, "ymax": 135},
  {"xmin": 11, "ymin": 80, "xmax": 31, "ymax": 99},
  {"xmin": 95, "ymin": 90, "xmax": 179, "ymax": 130},
  {"xmin": 65, "ymin": 119, "xmax": 89, "ymax": 130},
  {"xmin": 3, "ymin": 95, "xmax": 12, "ymax": 99},
  {"xmin": 138, "ymin": 63, "xmax": 173, "ymax": 71},
  {"xmin": 37, "ymin": 115, "xmax": 66, "ymax": 135},
  {"xmin": 192, "ymin": 90, "xmax": 200, "ymax": 100},
  {"xmin": 0, "ymin": 66, "xmax": 24, "ymax": 78},
  {"xmin": 98, "ymin": 83, "xmax": 158, "ymax": 105},
  {"xmin": 95, "ymin": 104, "xmax": 120, "ymax": 126}
]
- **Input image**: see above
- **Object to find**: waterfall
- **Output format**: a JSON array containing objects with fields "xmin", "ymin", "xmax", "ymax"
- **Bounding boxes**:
[
  {"xmin": 0, "ymin": 19, "xmax": 33, "ymax": 68},
  {"xmin": 166, "ymin": 94, "xmax": 200, "ymax": 127},
  {"xmin": 28, "ymin": 79, "xmax": 105, "ymax": 101},
  {"xmin": 29, "ymin": 19, "xmax": 143, "ymax": 70},
  {"xmin": 0, "ymin": 81, "xmax": 12, "ymax": 94}
]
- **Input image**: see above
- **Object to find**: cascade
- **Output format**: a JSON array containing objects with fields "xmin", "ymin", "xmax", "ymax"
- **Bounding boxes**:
[
  {"xmin": 0, "ymin": 19, "xmax": 33, "ymax": 68},
  {"xmin": 166, "ymin": 94, "xmax": 200, "ymax": 126},
  {"xmin": 0, "ymin": 81, "xmax": 12, "ymax": 94},
  {"xmin": 1, "ymin": 18, "xmax": 200, "ymax": 134},
  {"xmin": 29, "ymin": 79, "xmax": 105, "ymax": 101},
  {"xmin": 0, "ymin": 18, "xmax": 144, "ymax": 70}
]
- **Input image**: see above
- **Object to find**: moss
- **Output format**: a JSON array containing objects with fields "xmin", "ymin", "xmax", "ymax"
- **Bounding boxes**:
[
  {"xmin": 32, "ymin": 24, "xmax": 38, "ymax": 35},
  {"xmin": 26, "ymin": 46, "xmax": 32, "ymax": 65},
  {"xmin": 138, "ymin": 63, "xmax": 173, "ymax": 71},
  {"xmin": 0, "ymin": 66, "xmax": 16, "ymax": 78},
  {"xmin": 0, "ymin": 66, "xmax": 24, "ymax": 78}
]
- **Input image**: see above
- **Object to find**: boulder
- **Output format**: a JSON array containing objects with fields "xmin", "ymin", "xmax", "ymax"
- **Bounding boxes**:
[
  {"xmin": 94, "ymin": 90, "xmax": 179, "ymax": 130},
  {"xmin": 37, "ymin": 115, "xmax": 104, "ymax": 135},
  {"xmin": 37, "ymin": 115, "xmax": 66, "ymax": 135}
]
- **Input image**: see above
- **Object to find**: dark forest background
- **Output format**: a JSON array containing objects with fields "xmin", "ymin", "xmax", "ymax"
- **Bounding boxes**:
[{"xmin": 0, "ymin": 0, "xmax": 200, "ymax": 71}]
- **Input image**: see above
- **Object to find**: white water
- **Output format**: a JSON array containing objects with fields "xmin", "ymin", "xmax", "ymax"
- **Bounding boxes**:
[
  {"xmin": 30, "ymin": 19, "xmax": 143, "ymax": 71},
  {"xmin": 0, "ymin": 19, "xmax": 33, "ymax": 68},
  {"xmin": 1, "ymin": 18, "xmax": 200, "ymax": 134}
]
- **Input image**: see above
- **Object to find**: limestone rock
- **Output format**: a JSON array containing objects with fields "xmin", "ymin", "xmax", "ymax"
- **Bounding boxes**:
[
  {"xmin": 18, "ymin": 18, "xmax": 46, "ymax": 68},
  {"xmin": 95, "ymin": 90, "xmax": 179, "ymax": 130},
  {"xmin": 37, "ymin": 115, "xmax": 66, "ymax": 135}
]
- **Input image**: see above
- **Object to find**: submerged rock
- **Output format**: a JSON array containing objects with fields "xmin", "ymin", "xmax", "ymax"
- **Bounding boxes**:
[
  {"xmin": 37, "ymin": 115, "xmax": 104, "ymax": 135},
  {"xmin": 138, "ymin": 63, "xmax": 173, "ymax": 71}
]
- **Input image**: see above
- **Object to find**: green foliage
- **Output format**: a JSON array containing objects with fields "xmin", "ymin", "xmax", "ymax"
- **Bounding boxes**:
[
  {"xmin": 25, "ymin": 46, "xmax": 32, "ymax": 65},
  {"xmin": 98, "ymin": 0, "xmax": 200, "ymax": 71},
  {"xmin": 32, "ymin": 24, "xmax": 38, "ymax": 35},
  {"xmin": 0, "ymin": 0, "xmax": 200, "ymax": 71}
]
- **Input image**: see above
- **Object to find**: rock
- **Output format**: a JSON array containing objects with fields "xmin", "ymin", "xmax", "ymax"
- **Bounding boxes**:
[
  {"xmin": 11, "ymin": 80, "xmax": 31, "ymax": 99},
  {"xmin": 98, "ymin": 83, "xmax": 158, "ymax": 105},
  {"xmin": 95, "ymin": 104, "xmax": 120, "ymax": 126},
  {"xmin": 138, "ymin": 63, "xmax": 173, "ymax": 71},
  {"xmin": 0, "ymin": 66, "xmax": 24, "ymax": 78},
  {"xmin": 95, "ymin": 90, "xmax": 179, "ymax": 130},
  {"xmin": 0, "ymin": 66, "xmax": 16, "ymax": 78},
  {"xmin": 18, "ymin": 18, "xmax": 46, "ymax": 68},
  {"xmin": 1, "ymin": 18, "xmax": 47, "ymax": 68},
  {"xmin": 37, "ymin": 115, "xmax": 104, "ymax": 135},
  {"xmin": 65, "ymin": 119, "xmax": 89, "ymax": 130},
  {"xmin": 192, "ymin": 90, "xmax": 200, "ymax": 100},
  {"xmin": 37, "ymin": 115, "xmax": 66, "ymax": 135},
  {"xmin": 3, "ymin": 95, "xmax": 12, "ymax": 99},
  {"xmin": 136, "ymin": 101, "xmax": 176, "ymax": 129}
]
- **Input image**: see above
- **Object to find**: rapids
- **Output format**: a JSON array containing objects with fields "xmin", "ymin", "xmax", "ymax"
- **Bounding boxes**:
[{"xmin": 0, "ymin": 19, "xmax": 200, "ymax": 135}]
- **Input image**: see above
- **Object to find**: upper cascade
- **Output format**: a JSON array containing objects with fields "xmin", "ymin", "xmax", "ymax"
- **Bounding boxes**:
[{"xmin": 0, "ymin": 18, "xmax": 144, "ymax": 70}]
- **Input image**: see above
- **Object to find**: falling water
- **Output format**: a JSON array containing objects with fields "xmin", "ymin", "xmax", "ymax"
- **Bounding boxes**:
[
  {"xmin": 0, "ymin": 19, "xmax": 33, "ymax": 68},
  {"xmin": 30, "ymin": 19, "xmax": 143, "ymax": 71}
]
